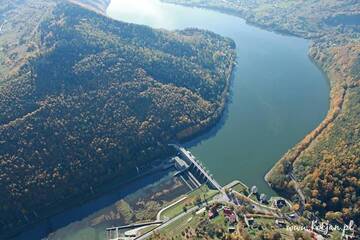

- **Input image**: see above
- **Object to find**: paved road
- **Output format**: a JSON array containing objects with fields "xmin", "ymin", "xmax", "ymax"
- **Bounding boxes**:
[
  {"xmin": 134, "ymin": 187, "xmax": 282, "ymax": 239},
  {"xmin": 0, "ymin": 20, "xmax": 6, "ymax": 34},
  {"xmin": 135, "ymin": 205, "xmax": 200, "ymax": 240},
  {"xmin": 156, "ymin": 196, "xmax": 187, "ymax": 221},
  {"xmin": 135, "ymin": 192, "xmax": 239, "ymax": 240}
]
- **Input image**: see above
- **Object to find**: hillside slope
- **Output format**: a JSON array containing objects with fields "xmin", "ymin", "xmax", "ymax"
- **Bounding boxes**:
[
  {"xmin": 164, "ymin": 0, "xmax": 360, "ymax": 224},
  {"xmin": 0, "ymin": 1, "xmax": 235, "ymax": 236}
]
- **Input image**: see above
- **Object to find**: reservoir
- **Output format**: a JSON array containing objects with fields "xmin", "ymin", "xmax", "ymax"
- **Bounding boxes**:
[
  {"xmin": 13, "ymin": 0, "xmax": 329, "ymax": 239},
  {"xmin": 107, "ymin": 0, "xmax": 329, "ymax": 193}
]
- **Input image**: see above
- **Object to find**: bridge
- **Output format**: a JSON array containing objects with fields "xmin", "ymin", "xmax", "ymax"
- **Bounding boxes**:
[{"xmin": 169, "ymin": 144, "xmax": 222, "ymax": 192}]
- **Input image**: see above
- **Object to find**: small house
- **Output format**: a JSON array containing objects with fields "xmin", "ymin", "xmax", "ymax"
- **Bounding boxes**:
[
  {"xmin": 259, "ymin": 193, "xmax": 269, "ymax": 204},
  {"xmin": 275, "ymin": 199, "xmax": 286, "ymax": 209},
  {"xmin": 208, "ymin": 206, "xmax": 218, "ymax": 219},
  {"xmin": 244, "ymin": 215, "xmax": 255, "ymax": 228},
  {"xmin": 250, "ymin": 186, "xmax": 258, "ymax": 194},
  {"xmin": 275, "ymin": 219, "xmax": 287, "ymax": 228}
]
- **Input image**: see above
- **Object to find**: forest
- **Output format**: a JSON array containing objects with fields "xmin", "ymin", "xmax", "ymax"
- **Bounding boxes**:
[
  {"xmin": 0, "ymin": 1, "xmax": 235, "ymax": 236},
  {"xmin": 165, "ymin": 0, "xmax": 360, "ymax": 226}
]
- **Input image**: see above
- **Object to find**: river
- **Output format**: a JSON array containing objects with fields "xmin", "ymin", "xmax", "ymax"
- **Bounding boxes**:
[
  {"xmin": 106, "ymin": 0, "xmax": 329, "ymax": 193},
  {"xmin": 12, "ymin": 0, "xmax": 329, "ymax": 239}
]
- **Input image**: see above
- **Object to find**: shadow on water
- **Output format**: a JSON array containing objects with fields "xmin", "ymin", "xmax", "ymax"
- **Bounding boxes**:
[{"xmin": 12, "ymin": 169, "xmax": 173, "ymax": 240}]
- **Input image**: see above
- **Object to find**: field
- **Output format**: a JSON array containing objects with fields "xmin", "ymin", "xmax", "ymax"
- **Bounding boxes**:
[{"xmin": 160, "ymin": 185, "xmax": 219, "ymax": 219}]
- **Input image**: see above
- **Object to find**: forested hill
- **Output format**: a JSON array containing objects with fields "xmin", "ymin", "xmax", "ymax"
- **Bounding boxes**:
[{"xmin": 0, "ymin": 1, "xmax": 235, "ymax": 237}]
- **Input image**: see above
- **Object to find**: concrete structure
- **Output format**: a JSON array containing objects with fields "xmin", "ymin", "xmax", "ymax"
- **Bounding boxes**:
[
  {"xmin": 169, "ymin": 144, "xmax": 222, "ymax": 191},
  {"xmin": 173, "ymin": 156, "xmax": 189, "ymax": 171}
]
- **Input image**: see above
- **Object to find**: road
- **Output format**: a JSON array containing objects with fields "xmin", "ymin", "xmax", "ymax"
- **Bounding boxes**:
[
  {"xmin": 156, "ymin": 196, "xmax": 187, "ymax": 221},
  {"xmin": 135, "ymin": 205, "xmax": 200, "ymax": 240},
  {"xmin": 0, "ymin": 20, "xmax": 6, "ymax": 34},
  {"xmin": 133, "ymin": 146, "xmax": 250, "ymax": 239},
  {"xmin": 289, "ymin": 173, "xmax": 306, "ymax": 205}
]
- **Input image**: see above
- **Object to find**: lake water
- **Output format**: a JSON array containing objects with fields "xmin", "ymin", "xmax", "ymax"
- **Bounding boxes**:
[
  {"xmin": 107, "ymin": 0, "xmax": 329, "ymax": 193},
  {"xmin": 13, "ymin": 169, "xmax": 189, "ymax": 240},
  {"xmin": 12, "ymin": 0, "xmax": 330, "ymax": 239}
]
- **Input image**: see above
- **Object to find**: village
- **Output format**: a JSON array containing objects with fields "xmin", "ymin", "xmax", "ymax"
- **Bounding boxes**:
[{"xmin": 105, "ymin": 146, "xmax": 347, "ymax": 240}]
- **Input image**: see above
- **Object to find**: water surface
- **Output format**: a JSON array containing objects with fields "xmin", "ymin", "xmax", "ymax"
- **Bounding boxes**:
[
  {"xmin": 13, "ymin": 0, "xmax": 330, "ymax": 239},
  {"xmin": 107, "ymin": 0, "xmax": 329, "ymax": 193},
  {"xmin": 14, "ymin": 169, "xmax": 188, "ymax": 240}
]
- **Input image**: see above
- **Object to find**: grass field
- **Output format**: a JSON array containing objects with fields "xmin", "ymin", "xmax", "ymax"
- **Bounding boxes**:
[
  {"xmin": 160, "ymin": 185, "xmax": 219, "ymax": 219},
  {"xmin": 156, "ymin": 209, "xmax": 228, "ymax": 239},
  {"xmin": 230, "ymin": 181, "xmax": 249, "ymax": 195}
]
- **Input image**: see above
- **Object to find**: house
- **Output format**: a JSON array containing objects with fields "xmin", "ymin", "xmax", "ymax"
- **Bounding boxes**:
[
  {"xmin": 244, "ymin": 215, "xmax": 255, "ymax": 228},
  {"xmin": 250, "ymin": 186, "xmax": 258, "ymax": 194},
  {"xmin": 223, "ymin": 207, "xmax": 233, "ymax": 215},
  {"xmin": 275, "ymin": 199, "xmax": 287, "ymax": 209},
  {"xmin": 227, "ymin": 213, "xmax": 237, "ymax": 224},
  {"xmin": 275, "ymin": 219, "xmax": 287, "ymax": 228},
  {"xmin": 208, "ymin": 206, "xmax": 218, "ymax": 219},
  {"xmin": 223, "ymin": 207, "xmax": 237, "ymax": 224},
  {"xmin": 259, "ymin": 194, "xmax": 268, "ymax": 204}
]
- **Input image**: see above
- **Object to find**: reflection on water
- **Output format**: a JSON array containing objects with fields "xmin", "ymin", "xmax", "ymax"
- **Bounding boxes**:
[
  {"xmin": 47, "ymin": 171, "xmax": 189, "ymax": 240},
  {"xmin": 12, "ymin": 169, "xmax": 189, "ymax": 240},
  {"xmin": 107, "ymin": 0, "xmax": 177, "ymax": 29},
  {"xmin": 107, "ymin": 0, "xmax": 329, "ymax": 194},
  {"xmin": 13, "ymin": 0, "xmax": 330, "ymax": 239}
]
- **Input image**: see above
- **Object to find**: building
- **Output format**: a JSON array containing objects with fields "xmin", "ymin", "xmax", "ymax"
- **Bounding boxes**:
[
  {"xmin": 223, "ymin": 207, "xmax": 237, "ymax": 224},
  {"xmin": 223, "ymin": 207, "xmax": 233, "ymax": 215},
  {"xmin": 250, "ymin": 186, "xmax": 258, "ymax": 194},
  {"xmin": 208, "ymin": 206, "xmax": 219, "ymax": 219},
  {"xmin": 275, "ymin": 199, "xmax": 287, "ymax": 209},
  {"xmin": 259, "ymin": 194, "xmax": 268, "ymax": 204},
  {"xmin": 244, "ymin": 215, "xmax": 255, "ymax": 228},
  {"xmin": 275, "ymin": 219, "xmax": 287, "ymax": 228},
  {"xmin": 228, "ymin": 226, "xmax": 236, "ymax": 233}
]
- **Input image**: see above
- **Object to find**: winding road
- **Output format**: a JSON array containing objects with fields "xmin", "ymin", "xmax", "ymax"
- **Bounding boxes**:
[{"xmin": 0, "ymin": 20, "xmax": 6, "ymax": 34}]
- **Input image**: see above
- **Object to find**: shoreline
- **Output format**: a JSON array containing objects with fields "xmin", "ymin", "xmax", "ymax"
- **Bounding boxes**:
[
  {"xmin": 159, "ymin": 1, "xmax": 316, "ymax": 40},
  {"xmin": 4, "ymin": 0, "xmax": 342, "ymax": 237},
  {"xmin": 6, "ymin": 164, "xmax": 175, "ymax": 240},
  {"xmin": 70, "ymin": 0, "xmax": 111, "ymax": 14},
  {"xmin": 158, "ymin": 0, "xmax": 339, "ymax": 200},
  {"xmin": 3, "ymin": 1, "xmax": 237, "ymax": 238},
  {"xmin": 175, "ymin": 57, "xmax": 237, "ymax": 142}
]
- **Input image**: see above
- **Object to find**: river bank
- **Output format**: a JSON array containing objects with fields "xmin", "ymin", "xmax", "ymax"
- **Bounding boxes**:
[
  {"xmin": 176, "ymin": 61, "xmax": 236, "ymax": 142},
  {"xmin": 10, "ymin": 165, "xmax": 187, "ymax": 240},
  {"xmin": 159, "ymin": 0, "xmax": 342, "ymax": 194},
  {"xmin": 1, "ymin": 0, "xmax": 238, "ymax": 238},
  {"xmin": 71, "ymin": 0, "xmax": 111, "ymax": 14},
  {"xmin": 168, "ymin": 1, "xmax": 359, "ymax": 224},
  {"xmin": 107, "ymin": 0, "xmax": 329, "ymax": 194},
  {"xmin": 7, "ymin": 0, "xmax": 333, "ymax": 238}
]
